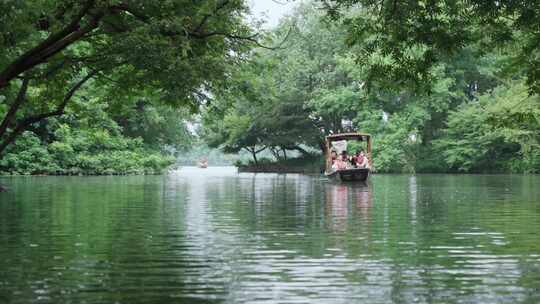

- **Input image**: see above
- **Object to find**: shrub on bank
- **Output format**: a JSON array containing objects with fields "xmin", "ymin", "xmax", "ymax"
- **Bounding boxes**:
[
  {"xmin": 236, "ymin": 154, "xmax": 325, "ymax": 173},
  {"xmin": 0, "ymin": 131, "xmax": 174, "ymax": 175}
]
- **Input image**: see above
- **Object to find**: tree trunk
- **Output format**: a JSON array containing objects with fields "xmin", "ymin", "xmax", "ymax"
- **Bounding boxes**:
[
  {"xmin": 269, "ymin": 147, "xmax": 280, "ymax": 160},
  {"xmin": 319, "ymin": 140, "xmax": 328, "ymax": 156},
  {"xmin": 251, "ymin": 150, "xmax": 258, "ymax": 165}
]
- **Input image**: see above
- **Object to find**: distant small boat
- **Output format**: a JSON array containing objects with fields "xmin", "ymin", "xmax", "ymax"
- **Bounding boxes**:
[
  {"xmin": 197, "ymin": 159, "xmax": 208, "ymax": 168},
  {"xmin": 324, "ymin": 132, "xmax": 372, "ymax": 182}
]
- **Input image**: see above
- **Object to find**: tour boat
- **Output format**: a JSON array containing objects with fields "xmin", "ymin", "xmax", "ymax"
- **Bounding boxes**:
[{"xmin": 324, "ymin": 132, "xmax": 372, "ymax": 182}]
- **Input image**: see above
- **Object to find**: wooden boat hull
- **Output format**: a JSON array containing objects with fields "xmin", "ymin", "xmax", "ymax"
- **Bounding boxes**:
[{"xmin": 325, "ymin": 168, "xmax": 370, "ymax": 182}]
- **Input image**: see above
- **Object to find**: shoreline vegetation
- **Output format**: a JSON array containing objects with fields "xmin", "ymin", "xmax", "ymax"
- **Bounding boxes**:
[
  {"xmin": 0, "ymin": 1, "xmax": 254, "ymax": 179},
  {"xmin": 200, "ymin": 3, "xmax": 540, "ymax": 176},
  {"xmin": 234, "ymin": 155, "xmax": 540, "ymax": 175},
  {"xmin": 236, "ymin": 155, "xmax": 324, "ymax": 174},
  {"xmin": 0, "ymin": 131, "xmax": 175, "ymax": 176},
  {"xmin": 1, "ymin": 1, "xmax": 539, "ymax": 179},
  {"xmin": 3, "ymin": 151, "xmax": 540, "ymax": 176}
]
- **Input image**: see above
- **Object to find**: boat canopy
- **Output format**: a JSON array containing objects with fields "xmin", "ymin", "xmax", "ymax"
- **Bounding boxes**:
[{"xmin": 325, "ymin": 132, "xmax": 371, "ymax": 142}]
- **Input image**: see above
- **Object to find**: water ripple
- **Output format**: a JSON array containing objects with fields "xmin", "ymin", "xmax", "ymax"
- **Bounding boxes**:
[{"xmin": 0, "ymin": 170, "xmax": 539, "ymax": 303}]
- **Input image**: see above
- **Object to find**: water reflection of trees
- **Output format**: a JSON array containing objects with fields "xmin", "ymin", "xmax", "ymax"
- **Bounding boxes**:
[
  {"xmin": 203, "ymin": 173, "xmax": 540, "ymax": 302},
  {"xmin": 2, "ymin": 172, "xmax": 539, "ymax": 303}
]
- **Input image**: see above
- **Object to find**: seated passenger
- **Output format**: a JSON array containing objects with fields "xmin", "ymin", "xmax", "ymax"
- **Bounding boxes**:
[
  {"xmin": 330, "ymin": 150, "xmax": 338, "ymax": 162},
  {"xmin": 341, "ymin": 151, "xmax": 349, "ymax": 163},
  {"xmin": 356, "ymin": 150, "xmax": 369, "ymax": 168},
  {"xmin": 353, "ymin": 150, "xmax": 362, "ymax": 167},
  {"xmin": 330, "ymin": 150, "xmax": 340, "ymax": 171},
  {"xmin": 333, "ymin": 158, "xmax": 346, "ymax": 170},
  {"xmin": 341, "ymin": 151, "xmax": 353, "ymax": 169},
  {"xmin": 351, "ymin": 152, "xmax": 358, "ymax": 167}
]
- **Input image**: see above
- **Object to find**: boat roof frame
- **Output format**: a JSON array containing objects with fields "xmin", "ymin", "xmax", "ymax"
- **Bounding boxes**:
[
  {"xmin": 325, "ymin": 132, "xmax": 371, "ymax": 142},
  {"xmin": 324, "ymin": 132, "xmax": 372, "ymax": 173}
]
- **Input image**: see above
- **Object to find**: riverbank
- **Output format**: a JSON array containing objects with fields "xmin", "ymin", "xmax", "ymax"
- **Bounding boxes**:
[
  {"xmin": 0, "ymin": 128, "xmax": 177, "ymax": 176},
  {"xmin": 234, "ymin": 155, "xmax": 539, "ymax": 174},
  {"xmin": 237, "ymin": 164, "xmax": 321, "ymax": 174},
  {"xmin": 236, "ymin": 155, "xmax": 324, "ymax": 174},
  {"xmin": 0, "ymin": 152, "xmax": 175, "ymax": 176}
]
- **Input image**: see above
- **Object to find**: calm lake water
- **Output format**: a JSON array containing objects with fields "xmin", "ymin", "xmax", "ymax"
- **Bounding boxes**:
[{"xmin": 1, "ymin": 167, "xmax": 539, "ymax": 303}]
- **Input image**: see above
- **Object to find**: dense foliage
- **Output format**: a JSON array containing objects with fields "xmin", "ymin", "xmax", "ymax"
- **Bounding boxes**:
[
  {"xmin": 2, "ymin": 1, "xmax": 538, "ymax": 175},
  {"xmin": 0, "ymin": 0, "xmax": 258, "ymax": 174},
  {"xmin": 203, "ymin": 1, "xmax": 539, "ymax": 173},
  {"xmin": 434, "ymin": 81, "xmax": 540, "ymax": 173},
  {"xmin": 0, "ymin": 92, "xmax": 187, "ymax": 174},
  {"xmin": 320, "ymin": 0, "xmax": 540, "ymax": 94},
  {"xmin": 202, "ymin": 4, "xmax": 356, "ymax": 163}
]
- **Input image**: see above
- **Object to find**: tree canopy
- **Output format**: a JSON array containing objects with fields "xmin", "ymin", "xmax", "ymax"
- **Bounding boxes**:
[
  {"xmin": 0, "ymin": 0, "xmax": 259, "ymax": 155},
  {"xmin": 202, "ymin": 1, "xmax": 540, "ymax": 173},
  {"xmin": 1, "ymin": 0, "xmax": 538, "ymax": 175},
  {"xmin": 320, "ymin": 0, "xmax": 540, "ymax": 93}
]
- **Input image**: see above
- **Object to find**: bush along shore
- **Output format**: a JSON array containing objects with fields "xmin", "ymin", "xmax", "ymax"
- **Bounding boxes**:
[
  {"xmin": 234, "ymin": 150, "xmax": 540, "ymax": 174},
  {"xmin": 236, "ymin": 155, "xmax": 325, "ymax": 174},
  {"xmin": 0, "ymin": 131, "xmax": 174, "ymax": 176}
]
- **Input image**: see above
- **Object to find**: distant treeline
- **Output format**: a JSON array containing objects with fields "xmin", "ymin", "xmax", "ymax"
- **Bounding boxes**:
[
  {"xmin": 1, "ymin": 1, "xmax": 539, "ymax": 175},
  {"xmin": 202, "ymin": 2, "xmax": 540, "ymax": 174}
]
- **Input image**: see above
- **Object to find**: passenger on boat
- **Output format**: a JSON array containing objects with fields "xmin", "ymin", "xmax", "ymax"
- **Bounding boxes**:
[
  {"xmin": 330, "ymin": 150, "xmax": 339, "ymax": 171},
  {"xmin": 355, "ymin": 150, "xmax": 369, "ymax": 168},
  {"xmin": 351, "ymin": 151, "xmax": 358, "ymax": 167},
  {"xmin": 352, "ymin": 150, "xmax": 361, "ymax": 167},
  {"xmin": 332, "ymin": 158, "xmax": 343, "ymax": 171},
  {"xmin": 331, "ymin": 150, "xmax": 338, "ymax": 162},
  {"xmin": 341, "ymin": 151, "xmax": 353, "ymax": 169},
  {"xmin": 331, "ymin": 151, "xmax": 347, "ymax": 171}
]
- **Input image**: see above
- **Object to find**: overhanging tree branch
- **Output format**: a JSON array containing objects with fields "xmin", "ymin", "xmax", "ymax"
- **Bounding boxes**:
[
  {"xmin": 190, "ymin": 31, "xmax": 290, "ymax": 50},
  {"xmin": 192, "ymin": 0, "xmax": 232, "ymax": 33},
  {"xmin": 109, "ymin": 3, "xmax": 151, "ymax": 23},
  {"xmin": 111, "ymin": 1, "xmax": 278, "ymax": 49},
  {"xmin": 0, "ymin": 0, "xmax": 98, "ymax": 88},
  {"xmin": 0, "ymin": 70, "xmax": 98, "ymax": 155},
  {"xmin": 0, "ymin": 77, "xmax": 30, "ymax": 135}
]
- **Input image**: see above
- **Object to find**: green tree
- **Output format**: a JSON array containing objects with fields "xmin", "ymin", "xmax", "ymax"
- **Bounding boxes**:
[
  {"xmin": 0, "ymin": 0, "xmax": 258, "ymax": 155},
  {"xmin": 0, "ymin": 93, "xmax": 177, "ymax": 175},
  {"xmin": 321, "ymin": 0, "xmax": 540, "ymax": 93},
  {"xmin": 198, "ymin": 0, "xmax": 537, "ymax": 174},
  {"xmin": 202, "ymin": 2, "xmax": 364, "ymax": 159},
  {"xmin": 435, "ymin": 80, "xmax": 540, "ymax": 173}
]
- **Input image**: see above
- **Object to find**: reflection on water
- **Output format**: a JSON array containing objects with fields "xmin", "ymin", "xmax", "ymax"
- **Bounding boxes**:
[
  {"xmin": 325, "ymin": 183, "xmax": 372, "ymax": 232},
  {"xmin": 1, "ymin": 168, "xmax": 540, "ymax": 303}
]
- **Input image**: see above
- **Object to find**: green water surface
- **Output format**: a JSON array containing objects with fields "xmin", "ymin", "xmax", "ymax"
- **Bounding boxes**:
[{"xmin": 1, "ymin": 168, "xmax": 539, "ymax": 303}]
